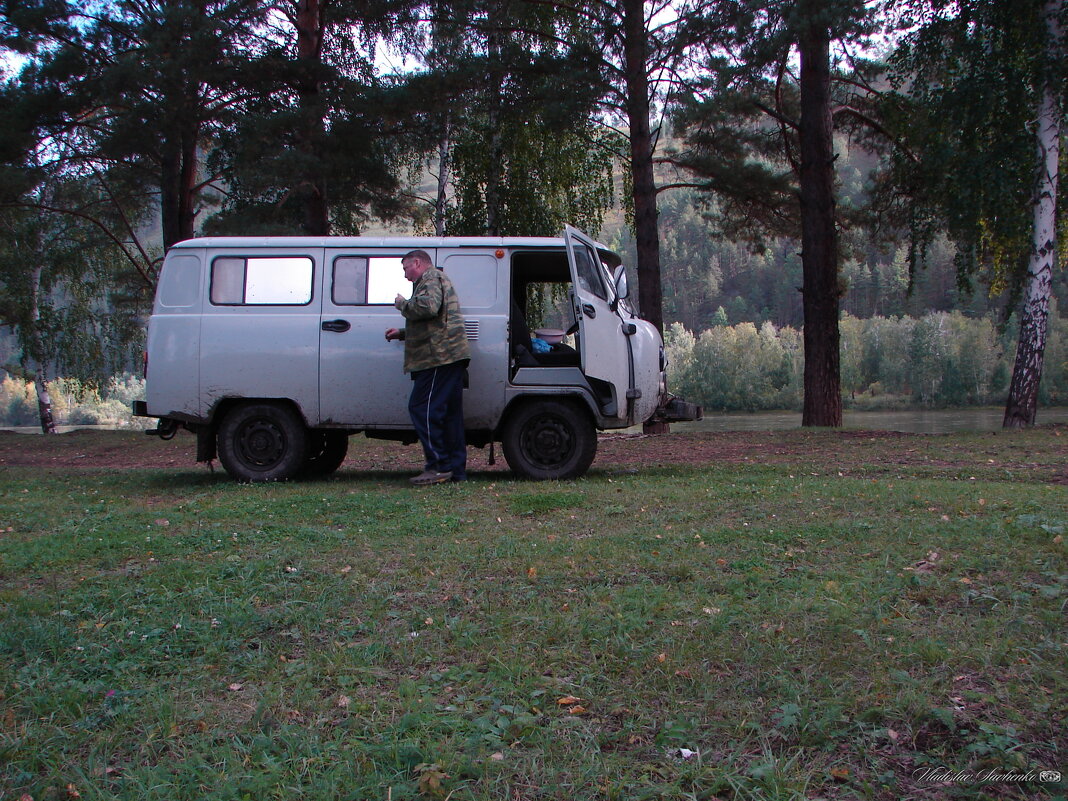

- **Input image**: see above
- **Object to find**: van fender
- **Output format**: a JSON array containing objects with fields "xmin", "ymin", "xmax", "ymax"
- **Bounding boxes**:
[
  {"xmin": 496, "ymin": 388, "xmax": 603, "ymax": 437},
  {"xmin": 207, "ymin": 396, "xmax": 312, "ymax": 429}
]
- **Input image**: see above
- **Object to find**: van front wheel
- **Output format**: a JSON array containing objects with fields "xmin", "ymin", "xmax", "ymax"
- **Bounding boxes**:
[
  {"xmin": 218, "ymin": 402, "xmax": 307, "ymax": 482},
  {"xmin": 501, "ymin": 399, "xmax": 597, "ymax": 480}
]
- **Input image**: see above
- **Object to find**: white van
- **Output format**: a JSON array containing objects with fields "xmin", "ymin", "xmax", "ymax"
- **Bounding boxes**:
[{"xmin": 133, "ymin": 226, "xmax": 700, "ymax": 481}]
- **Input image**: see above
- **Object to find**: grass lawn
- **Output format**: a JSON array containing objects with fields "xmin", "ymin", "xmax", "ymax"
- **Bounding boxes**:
[{"xmin": 0, "ymin": 428, "xmax": 1065, "ymax": 800}]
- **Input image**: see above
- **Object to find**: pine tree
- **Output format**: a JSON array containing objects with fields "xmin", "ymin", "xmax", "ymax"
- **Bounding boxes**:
[
  {"xmin": 669, "ymin": 0, "xmax": 878, "ymax": 426},
  {"xmin": 207, "ymin": 0, "xmax": 419, "ymax": 236},
  {"xmin": 2, "ymin": 0, "xmax": 271, "ymax": 250}
]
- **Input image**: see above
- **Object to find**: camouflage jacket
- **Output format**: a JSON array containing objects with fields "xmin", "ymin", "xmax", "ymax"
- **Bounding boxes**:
[{"xmin": 395, "ymin": 267, "xmax": 471, "ymax": 373}]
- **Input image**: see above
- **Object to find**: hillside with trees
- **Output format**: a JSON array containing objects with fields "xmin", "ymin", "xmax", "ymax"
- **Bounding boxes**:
[{"xmin": 1, "ymin": 0, "xmax": 1064, "ymax": 427}]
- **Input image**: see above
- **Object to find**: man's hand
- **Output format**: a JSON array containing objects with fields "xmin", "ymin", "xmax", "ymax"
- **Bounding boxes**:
[
  {"xmin": 385, "ymin": 327, "xmax": 402, "ymax": 341},
  {"xmin": 395, "ymin": 293, "xmax": 406, "ymax": 306}
]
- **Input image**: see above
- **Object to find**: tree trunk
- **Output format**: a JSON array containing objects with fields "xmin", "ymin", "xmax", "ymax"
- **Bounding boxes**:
[
  {"xmin": 160, "ymin": 120, "xmax": 200, "ymax": 250},
  {"xmin": 620, "ymin": 0, "xmax": 669, "ymax": 433},
  {"xmin": 484, "ymin": 111, "xmax": 504, "ymax": 235},
  {"xmin": 295, "ymin": 0, "xmax": 330, "ymax": 236},
  {"xmin": 797, "ymin": 19, "xmax": 843, "ymax": 427},
  {"xmin": 621, "ymin": 0, "xmax": 664, "ymax": 336},
  {"xmin": 484, "ymin": 15, "xmax": 505, "ymax": 237},
  {"xmin": 34, "ymin": 373, "xmax": 56, "ymax": 434},
  {"xmin": 26, "ymin": 255, "xmax": 56, "ymax": 434},
  {"xmin": 1004, "ymin": 0, "xmax": 1062, "ymax": 429},
  {"xmin": 434, "ymin": 113, "xmax": 452, "ymax": 236}
]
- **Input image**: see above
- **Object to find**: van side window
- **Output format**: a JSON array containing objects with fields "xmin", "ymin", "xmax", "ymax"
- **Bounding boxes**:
[
  {"xmin": 332, "ymin": 256, "xmax": 408, "ymax": 305},
  {"xmin": 210, "ymin": 256, "xmax": 313, "ymax": 305},
  {"xmin": 158, "ymin": 254, "xmax": 201, "ymax": 308},
  {"xmin": 332, "ymin": 257, "xmax": 368, "ymax": 304},
  {"xmin": 573, "ymin": 243, "xmax": 607, "ymax": 300}
]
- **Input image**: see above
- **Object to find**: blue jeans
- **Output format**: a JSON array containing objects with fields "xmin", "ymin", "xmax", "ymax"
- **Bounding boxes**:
[{"xmin": 409, "ymin": 362, "xmax": 467, "ymax": 478}]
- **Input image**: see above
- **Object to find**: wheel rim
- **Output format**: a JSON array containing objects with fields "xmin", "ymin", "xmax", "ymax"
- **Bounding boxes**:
[
  {"xmin": 236, "ymin": 418, "xmax": 287, "ymax": 468},
  {"xmin": 520, "ymin": 413, "xmax": 575, "ymax": 468}
]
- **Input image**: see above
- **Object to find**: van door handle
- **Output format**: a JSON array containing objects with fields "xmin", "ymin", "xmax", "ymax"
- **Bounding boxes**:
[
  {"xmin": 321, "ymin": 319, "xmax": 351, "ymax": 333},
  {"xmin": 582, "ymin": 303, "xmax": 596, "ymax": 319}
]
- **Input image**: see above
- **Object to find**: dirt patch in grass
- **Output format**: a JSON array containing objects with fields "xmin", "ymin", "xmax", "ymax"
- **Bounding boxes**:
[{"xmin": 0, "ymin": 426, "xmax": 1064, "ymax": 483}]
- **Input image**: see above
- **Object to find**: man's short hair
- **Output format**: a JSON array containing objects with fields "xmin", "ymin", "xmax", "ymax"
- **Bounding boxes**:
[{"xmin": 402, "ymin": 249, "xmax": 433, "ymax": 267}]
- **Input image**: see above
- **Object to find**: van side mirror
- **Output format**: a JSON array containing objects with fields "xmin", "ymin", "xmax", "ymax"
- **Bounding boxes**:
[{"xmin": 612, "ymin": 265, "xmax": 629, "ymax": 301}]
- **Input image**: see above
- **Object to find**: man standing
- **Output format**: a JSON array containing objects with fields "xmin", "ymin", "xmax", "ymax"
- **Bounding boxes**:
[{"xmin": 385, "ymin": 250, "xmax": 471, "ymax": 485}]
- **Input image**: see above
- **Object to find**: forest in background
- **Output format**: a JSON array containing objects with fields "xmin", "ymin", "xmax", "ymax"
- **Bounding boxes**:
[{"xmin": 1, "ymin": 0, "xmax": 1065, "ymax": 426}]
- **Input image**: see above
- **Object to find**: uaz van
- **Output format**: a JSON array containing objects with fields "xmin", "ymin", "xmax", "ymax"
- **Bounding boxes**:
[{"xmin": 133, "ymin": 226, "xmax": 700, "ymax": 481}]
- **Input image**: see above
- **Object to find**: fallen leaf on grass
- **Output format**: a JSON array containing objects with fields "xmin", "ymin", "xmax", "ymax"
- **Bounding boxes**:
[
  {"xmin": 336, "ymin": 695, "xmax": 351, "ymax": 708},
  {"xmin": 415, "ymin": 762, "xmax": 449, "ymax": 798},
  {"xmin": 905, "ymin": 551, "xmax": 941, "ymax": 573},
  {"xmin": 227, "ymin": 683, "xmax": 243, "ymax": 691},
  {"xmin": 557, "ymin": 695, "xmax": 584, "ymax": 706}
]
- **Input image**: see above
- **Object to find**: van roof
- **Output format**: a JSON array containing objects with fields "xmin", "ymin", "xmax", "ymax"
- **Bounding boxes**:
[{"xmin": 170, "ymin": 235, "xmax": 610, "ymax": 251}]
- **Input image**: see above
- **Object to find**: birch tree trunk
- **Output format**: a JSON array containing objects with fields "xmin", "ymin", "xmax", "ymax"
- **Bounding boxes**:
[
  {"xmin": 434, "ymin": 114, "xmax": 452, "ymax": 237},
  {"xmin": 34, "ymin": 374, "xmax": 56, "ymax": 434},
  {"xmin": 27, "ymin": 256, "xmax": 56, "ymax": 434},
  {"xmin": 1004, "ymin": 0, "xmax": 1062, "ymax": 428}
]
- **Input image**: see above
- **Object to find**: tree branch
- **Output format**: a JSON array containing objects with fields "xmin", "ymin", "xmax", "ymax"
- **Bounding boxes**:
[{"xmin": 3, "ymin": 201, "xmax": 155, "ymax": 286}]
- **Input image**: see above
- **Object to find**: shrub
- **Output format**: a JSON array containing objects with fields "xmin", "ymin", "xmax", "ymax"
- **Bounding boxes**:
[{"xmin": 0, "ymin": 373, "xmax": 147, "ymax": 428}]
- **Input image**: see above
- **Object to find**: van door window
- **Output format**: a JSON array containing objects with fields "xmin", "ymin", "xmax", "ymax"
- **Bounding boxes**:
[
  {"xmin": 367, "ymin": 257, "xmax": 408, "ymax": 303},
  {"xmin": 572, "ymin": 243, "xmax": 607, "ymax": 300},
  {"xmin": 331, "ymin": 256, "xmax": 408, "ymax": 304},
  {"xmin": 209, "ymin": 256, "xmax": 313, "ymax": 305},
  {"xmin": 332, "ymin": 257, "xmax": 368, "ymax": 304}
]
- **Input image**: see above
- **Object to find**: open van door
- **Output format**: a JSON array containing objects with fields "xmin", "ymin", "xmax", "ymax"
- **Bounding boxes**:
[{"xmin": 563, "ymin": 226, "xmax": 633, "ymax": 421}]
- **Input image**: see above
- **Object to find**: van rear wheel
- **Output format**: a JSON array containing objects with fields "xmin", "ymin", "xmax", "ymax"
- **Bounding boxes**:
[
  {"xmin": 218, "ymin": 402, "xmax": 307, "ymax": 482},
  {"xmin": 501, "ymin": 399, "xmax": 597, "ymax": 480},
  {"xmin": 302, "ymin": 430, "xmax": 349, "ymax": 477}
]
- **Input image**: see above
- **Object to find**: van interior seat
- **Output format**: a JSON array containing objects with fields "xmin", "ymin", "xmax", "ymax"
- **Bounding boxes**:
[{"xmin": 511, "ymin": 301, "xmax": 581, "ymax": 368}]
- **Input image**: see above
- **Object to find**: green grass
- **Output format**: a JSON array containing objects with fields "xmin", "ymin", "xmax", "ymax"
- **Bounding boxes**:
[{"xmin": 0, "ymin": 431, "xmax": 1066, "ymax": 800}]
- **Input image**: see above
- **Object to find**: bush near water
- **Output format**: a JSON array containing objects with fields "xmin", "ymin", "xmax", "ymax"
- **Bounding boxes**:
[
  {"xmin": 0, "ymin": 373, "xmax": 149, "ymax": 428},
  {"xmin": 666, "ymin": 310, "xmax": 1068, "ymax": 412},
  {"xmin": 3, "ymin": 309, "xmax": 1068, "ymax": 426}
]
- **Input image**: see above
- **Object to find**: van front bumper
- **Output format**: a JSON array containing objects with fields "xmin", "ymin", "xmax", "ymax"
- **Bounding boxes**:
[{"xmin": 651, "ymin": 395, "xmax": 703, "ymax": 423}]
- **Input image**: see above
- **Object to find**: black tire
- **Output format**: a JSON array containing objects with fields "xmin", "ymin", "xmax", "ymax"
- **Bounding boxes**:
[
  {"xmin": 217, "ymin": 402, "xmax": 308, "ymax": 482},
  {"xmin": 301, "ymin": 430, "xmax": 349, "ymax": 478},
  {"xmin": 501, "ymin": 398, "xmax": 597, "ymax": 480}
]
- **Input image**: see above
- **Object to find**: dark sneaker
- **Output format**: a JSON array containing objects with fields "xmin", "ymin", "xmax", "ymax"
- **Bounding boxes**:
[{"xmin": 410, "ymin": 470, "xmax": 452, "ymax": 486}]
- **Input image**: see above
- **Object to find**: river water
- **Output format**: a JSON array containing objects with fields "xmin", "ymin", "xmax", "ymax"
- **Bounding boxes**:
[{"xmin": 673, "ymin": 407, "xmax": 1068, "ymax": 435}]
